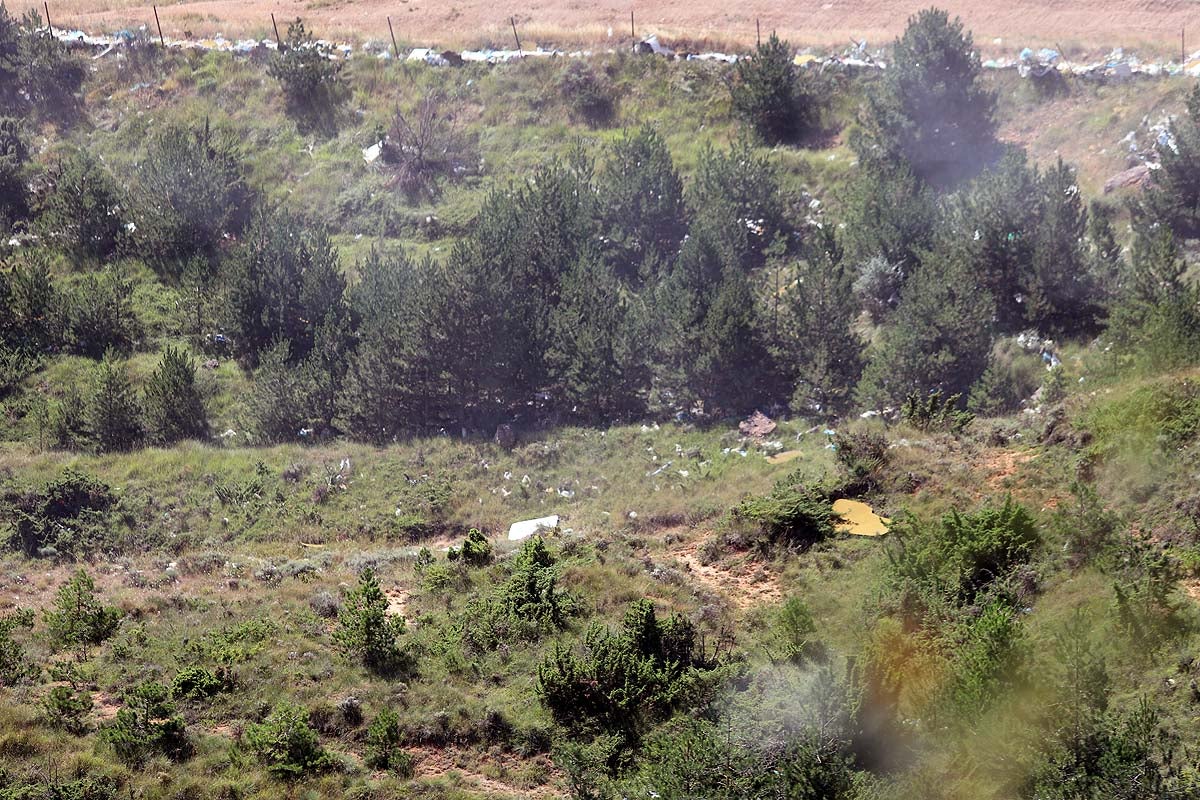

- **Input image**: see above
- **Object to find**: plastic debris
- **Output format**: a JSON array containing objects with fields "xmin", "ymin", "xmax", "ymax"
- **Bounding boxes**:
[{"xmin": 507, "ymin": 514, "xmax": 560, "ymax": 541}]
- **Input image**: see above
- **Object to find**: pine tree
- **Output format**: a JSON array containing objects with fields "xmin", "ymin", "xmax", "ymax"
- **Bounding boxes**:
[
  {"xmin": 342, "ymin": 250, "xmax": 440, "ymax": 441},
  {"xmin": 783, "ymin": 230, "xmax": 864, "ymax": 415},
  {"xmin": 545, "ymin": 252, "xmax": 650, "ymax": 421},
  {"xmin": 857, "ymin": 245, "xmax": 995, "ymax": 408},
  {"xmin": 41, "ymin": 147, "xmax": 123, "ymax": 260},
  {"xmin": 597, "ymin": 127, "xmax": 687, "ymax": 283},
  {"xmin": 1026, "ymin": 158, "xmax": 1096, "ymax": 334},
  {"xmin": 1140, "ymin": 84, "xmax": 1200, "ymax": 236},
  {"xmin": 44, "ymin": 569, "xmax": 122, "ymax": 660},
  {"xmin": 689, "ymin": 139, "xmax": 786, "ymax": 267},
  {"xmin": 88, "ymin": 352, "xmax": 142, "ymax": 453},
  {"xmin": 730, "ymin": 33, "xmax": 814, "ymax": 144},
  {"xmin": 945, "ymin": 148, "xmax": 1040, "ymax": 331},
  {"xmin": 334, "ymin": 569, "xmax": 407, "ymax": 674},
  {"xmin": 693, "ymin": 269, "xmax": 771, "ymax": 416},
  {"xmin": 0, "ymin": 116, "xmax": 27, "ymax": 224},
  {"xmin": 855, "ymin": 8, "xmax": 998, "ymax": 186},
  {"xmin": 142, "ymin": 346, "xmax": 208, "ymax": 445},
  {"xmin": 225, "ymin": 211, "xmax": 347, "ymax": 365},
  {"xmin": 245, "ymin": 340, "xmax": 309, "ymax": 442}
]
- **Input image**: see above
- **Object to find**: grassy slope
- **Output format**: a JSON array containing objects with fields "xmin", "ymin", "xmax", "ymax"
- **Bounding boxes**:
[{"xmin": 4, "ymin": 47, "xmax": 1200, "ymax": 800}]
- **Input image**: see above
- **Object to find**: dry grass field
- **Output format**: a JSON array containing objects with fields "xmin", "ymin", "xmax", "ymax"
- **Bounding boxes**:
[{"xmin": 18, "ymin": 0, "xmax": 1200, "ymax": 55}]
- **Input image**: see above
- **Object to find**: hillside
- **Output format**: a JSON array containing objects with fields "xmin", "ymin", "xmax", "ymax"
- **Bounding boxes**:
[{"xmin": 4, "ymin": 7, "xmax": 1200, "ymax": 800}]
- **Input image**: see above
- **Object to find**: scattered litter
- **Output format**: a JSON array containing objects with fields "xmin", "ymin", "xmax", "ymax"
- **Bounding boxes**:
[
  {"xmin": 42, "ymin": 25, "xmax": 1200, "ymax": 86},
  {"xmin": 507, "ymin": 514, "xmax": 559, "ymax": 541},
  {"xmin": 833, "ymin": 499, "xmax": 891, "ymax": 537},
  {"xmin": 362, "ymin": 141, "xmax": 383, "ymax": 163},
  {"xmin": 647, "ymin": 460, "xmax": 674, "ymax": 477}
]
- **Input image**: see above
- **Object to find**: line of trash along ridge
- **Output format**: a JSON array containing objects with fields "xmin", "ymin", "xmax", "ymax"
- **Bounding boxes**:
[{"xmin": 53, "ymin": 26, "xmax": 1200, "ymax": 79}]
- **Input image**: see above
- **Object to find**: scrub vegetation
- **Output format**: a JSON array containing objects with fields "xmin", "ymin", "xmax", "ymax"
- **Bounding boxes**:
[{"xmin": 3, "ymin": 6, "xmax": 1200, "ymax": 799}]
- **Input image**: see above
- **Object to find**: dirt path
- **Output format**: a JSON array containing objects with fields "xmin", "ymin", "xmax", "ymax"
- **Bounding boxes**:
[{"xmin": 15, "ymin": 0, "xmax": 1196, "ymax": 55}]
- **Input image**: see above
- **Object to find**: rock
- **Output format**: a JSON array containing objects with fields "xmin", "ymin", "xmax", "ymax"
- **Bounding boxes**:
[{"xmin": 738, "ymin": 410, "xmax": 776, "ymax": 439}]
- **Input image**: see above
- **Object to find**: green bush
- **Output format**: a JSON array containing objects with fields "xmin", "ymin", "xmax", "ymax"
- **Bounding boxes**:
[
  {"xmin": 101, "ymin": 681, "xmax": 191, "ymax": 763},
  {"xmin": 42, "ymin": 684, "xmax": 93, "ymax": 734},
  {"xmin": 889, "ymin": 496, "xmax": 1039, "ymax": 607},
  {"xmin": 448, "ymin": 527, "xmax": 492, "ymax": 567},
  {"xmin": 244, "ymin": 701, "xmax": 331, "ymax": 778},
  {"xmin": 364, "ymin": 708, "xmax": 413, "ymax": 775},
  {"xmin": 559, "ymin": 61, "xmax": 615, "ymax": 125},
  {"xmin": 901, "ymin": 390, "xmax": 974, "ymax": 434},
  {"xmin": 732, "ymin": 471, "xmax": 834, "ymax": 548},
  {"xmin": 537, "ymin": 599, "xmax": 717, "ymax": 736},
  {"xmin": 2, "ymin": 468, "xmax": 116, "ymax": 557},
  {"xmin": 170, "ymin": 666, "xmax": 226, "ymax": 700}
]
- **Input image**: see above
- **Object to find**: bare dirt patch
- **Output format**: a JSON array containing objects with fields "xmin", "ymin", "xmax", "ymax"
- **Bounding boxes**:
[
  {"xmin": 17, "ymin": 0, "xmax": 1195, "ymax": 56},
  {"xmin": 981, "ymin": 448, "xmax": 1036, "ymax": 492},
  {"xmin": 665, "ymin": 529, "xmax": 782, "ymax": 610},
  {"xmin": 410, "ymin": 745, "xmax": 562, "ymax": 799}
]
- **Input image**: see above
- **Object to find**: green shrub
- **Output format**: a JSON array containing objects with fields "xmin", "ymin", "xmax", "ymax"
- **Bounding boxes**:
[
  {"xmin": 559, "ymin": 61, "xmax": 615, "ymax": 125},
  {"xmin": 448, "ymin": 528, "xmax": 492, "ymax": 567},
  {"xmin": 732, "ymin": 471, "xmax": 834, "ymax": 548},
  {"xmin": 16, "ymin": 10, "xmax": 85, "ymax": 118},
  {"xmin": 832, "ymin": 428, "xmax": 889, "ymax": 491},
  {"xmin": 244, "ymin": 701, "xmax": 331, "ymax": 778},
  {"xmin": 43, "ymin": 569, "xmax": 123, "ymax": 659},
  {"xmin": 364, "ymin": 709, "xmax": 413, "ymax": 775},
  {"xmin": 170, "ymin": 666, "xmax": 225, "ymax": 700},
  {"xmin": 2, "ymin": 468, "xmax": 116, "ymax": 557},
  {"xmin": 889, "ymin": 496, "xmax": 1039, "ymax": 607},
  {"xmin": 901, "ymin": 390, "xmax": 974, "ymax": 434},
  {"xmin": 101, "ymin": 681, "xmax": 191, "ymax": 764},
  {"xmin": 42, "ymin": 685, "xmax": 93, "ymax": 734},
  {"xmin": 537, "ymin": 599, "xmax": 717, "ymax": 736},
  {"xmin": 767, "ymin": 596, "xmax": 820, "ymax": 664},
  {"xmin": 185, "ymin": 618, "xmax": 274, "ymax": 665}
]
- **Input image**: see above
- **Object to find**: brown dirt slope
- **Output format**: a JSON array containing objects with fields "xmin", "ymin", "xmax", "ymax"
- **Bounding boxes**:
[{"xmin": 20, "ymin": 0, "xmax": 1200, "ymax": 55}]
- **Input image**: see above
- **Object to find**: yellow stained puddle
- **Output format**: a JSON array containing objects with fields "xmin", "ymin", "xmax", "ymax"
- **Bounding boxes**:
[
  {"xmin": 767, "ymin": 449, "xmax": 803, "ymax": 464},
  {"xmin": 833, "ymin": 498, "xmax": 890, "ymax": 537}
]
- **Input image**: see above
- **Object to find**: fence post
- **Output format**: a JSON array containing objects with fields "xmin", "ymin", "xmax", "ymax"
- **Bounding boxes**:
[
  {"xmin": 387, "ymin": 16, "xmax": 399, "ymax": 59},
  {"xmin": 630, "ymin": 10, "xmax": 635, "ymax": 39},
  {"xmin": 510, "ymin": 16, "xmax": 523, "ymax": 57},
  {"xmin": 756, "ymin": 18, "xmax": 761, "ymax": 47},
  {"xmin": 153, "ymin": 5, "xmax": 165, "ymax": 47},
  {"xmin": 43, "ymin": 1, "xmax": 52, "ymax": 36},
  {"xmin": 271, "ymin": 13, "xmax": 282, "ymax": 49}
]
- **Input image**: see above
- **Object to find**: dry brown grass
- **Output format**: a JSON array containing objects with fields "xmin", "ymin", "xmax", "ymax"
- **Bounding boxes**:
[{"xmin": 19, "ymin": 0, "xmax": 1200, "ymax": 56}]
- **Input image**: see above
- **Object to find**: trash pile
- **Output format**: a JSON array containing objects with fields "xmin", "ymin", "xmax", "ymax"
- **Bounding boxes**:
[{"xmin": 49, "ymin": 24, "xmax": 1200, "ymax": 84}]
